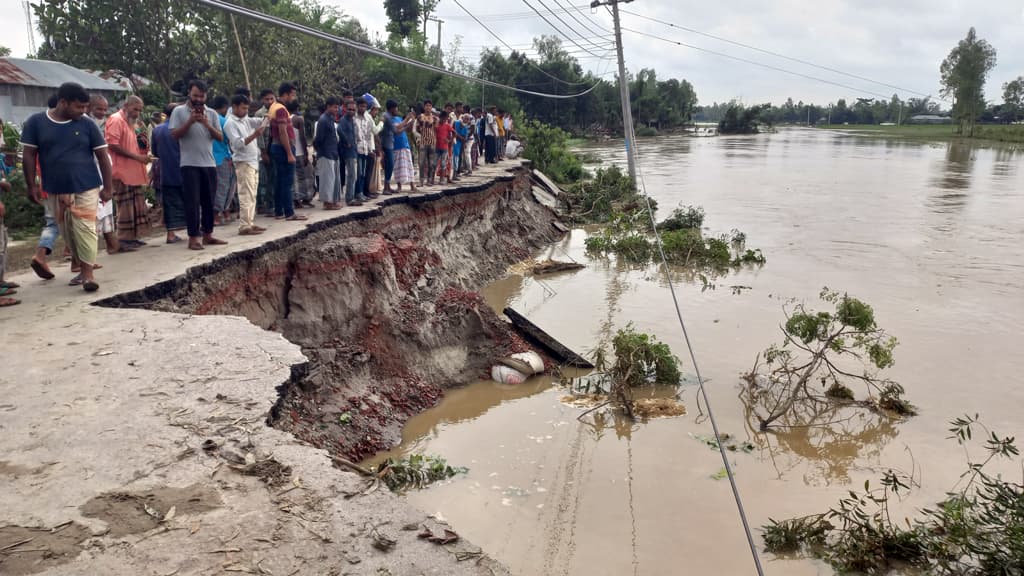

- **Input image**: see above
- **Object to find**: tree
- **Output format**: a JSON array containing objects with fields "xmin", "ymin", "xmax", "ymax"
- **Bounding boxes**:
[
  {"xmin": 940, "ymin": 27, "xmax": 997, "ymax": 136},
  {"xmin": 0, "ymin": 45, "xmax": 11, "ymax": 57},
  {"xmin": 384, "ymin": 0, "xmax": 420, "ymax": 39},
  {"xmin": 1002, "ymin": 76, "xmax": 1024, "ymax": 123}
]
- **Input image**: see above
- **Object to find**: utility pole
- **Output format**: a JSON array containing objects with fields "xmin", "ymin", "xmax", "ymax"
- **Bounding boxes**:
[
  {"xmin": 591, "ymin": 0, "xmax": 636, "ymax": 186},
  {"xmin": 427, "ymin": 16, "xmax": 444, "ymax": 67}
]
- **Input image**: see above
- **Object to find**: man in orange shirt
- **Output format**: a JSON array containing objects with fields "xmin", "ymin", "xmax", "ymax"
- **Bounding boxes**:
[{"xmin": 106, "ymin": 95, "xmax": 152, "ymax": 246}]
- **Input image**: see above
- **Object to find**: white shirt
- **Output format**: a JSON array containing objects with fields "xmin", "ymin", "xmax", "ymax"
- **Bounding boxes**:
[
  {"xmin": 224, "ymin": 115, "xmax": 264, "ymax": 168},
  {"xmin": 485, "ymin": 113, "xmax": 497, "ymax": 137},
  {"xmin": 354, "ymin": 112, "xmax": 374, "ymax": 155}
]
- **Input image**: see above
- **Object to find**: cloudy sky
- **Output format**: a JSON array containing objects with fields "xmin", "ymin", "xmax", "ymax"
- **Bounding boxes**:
[{"xmin": 3, "ymin": 0, "xmax": 1023, "ymax": 106}]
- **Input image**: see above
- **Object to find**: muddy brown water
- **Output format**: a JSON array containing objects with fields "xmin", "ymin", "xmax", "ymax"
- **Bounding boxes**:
[{"xmin": 369, "ymin": 129, "xmax": 1024, "ymax": 575}]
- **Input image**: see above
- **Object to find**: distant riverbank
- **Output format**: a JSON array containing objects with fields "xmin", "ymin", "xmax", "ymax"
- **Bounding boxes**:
[{"xmin": 826, "ymin": 123, "xmax": 1024, "ymax": 145}]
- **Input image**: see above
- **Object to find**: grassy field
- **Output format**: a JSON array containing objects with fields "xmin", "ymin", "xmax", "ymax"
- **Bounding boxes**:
[{"xmin": 827, "ymin": 123, "xmax": 1024, "ymax": 144}]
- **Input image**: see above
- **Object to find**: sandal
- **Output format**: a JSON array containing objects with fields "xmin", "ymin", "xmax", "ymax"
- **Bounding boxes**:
[
  {"xmin": 83, "ymin": 280, "xmax": 99, "ymax": 293},
  {"xmin": 0, "ymin": 281, "xmax": 20, "ymax": 289},
  {"xmin": 285, "ymin": 214, "xmax": 308, "ymax": 221},
  {"xmin": 69, "ymin": 274, "xmax": 84, "ymax": 286},
  {"xmin": 0, "ymin": 287, "xmax": 17, "ymax": 297},
  {"xmin": 0, "ymin": 296, "xmax": 20, "ymax": 307},
  {"xmin": 166, "ymin": 236, "xmax": 183, "ymax": 244},
  {"xmin": 31, "ymin": 259, "xmax": 55, "ymax": 280}
]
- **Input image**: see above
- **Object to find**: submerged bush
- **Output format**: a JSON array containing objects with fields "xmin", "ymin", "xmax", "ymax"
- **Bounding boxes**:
[
  {"xmin": 564, "ymin": 165, "xmax": 654, "ymax": 223},
  {"xmin": 610, "ymin": 324, "xmax": 681, "ymax": 387},
  {"xmin": 518, "ymin": 118, "xmax": 583, "ymax": 184},
  {"xmin": 375, "ymin": 454, "xmax": 467, "ymax": 492},
  {"xmin": 659, "ymin": 205, "xmax": 705, "ymax": 231},
  {"xmin": 763, "ymin": 417, "xmax": 1024, "ymax": 576}
]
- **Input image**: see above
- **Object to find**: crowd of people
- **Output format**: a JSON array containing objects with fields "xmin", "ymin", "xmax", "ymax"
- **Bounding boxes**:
[{"xmin": 0, "ymin": 80, "xmax": 524, "ymax": 306}]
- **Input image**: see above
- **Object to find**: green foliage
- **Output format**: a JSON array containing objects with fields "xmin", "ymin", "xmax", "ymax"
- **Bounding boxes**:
[
  {"xmin": 585, "ymin": 211, "xmax": 761, "ymax": 271},
  {"xmin": 742, "ymin": 288, "xmax": 912, "ymax": 431},
  {"xmin": 635, "ymin": 126, "xmax": 658, "ymax": 137},
  {"xmin": 2, "ymin": 169, "xmax": 44, "ymax": 239},
  {"xmin": 610, "ymin": 324, "xmax": 681, "ymax": 387},
  {"xmin": 518, "ymin": 119, "xmax": 583, "ymax": 184},
  {"xmin": 375, "ymin": 454, "xmax": 467, "ymax": 492},
  {"xmin": 1, "ymin": 122, "xmax": 19, "ymax": 152},
  {"xmin": 765, "ymin": 418, "xmax": 1024, "ymax": 576},
  {"xmin": 941, "ymin": 28, "xmax": 998, "ymax": 137},
  {"xmin": 564, "ymin": 165, "xmax": 646, "ymax": 223},
  {"xmin": 718, "ymin": 103, "xmax": 768, "ymax": 134},
  {"xmin": 659, "ymin": 205, "xmax": 704, "ymax": 231}
]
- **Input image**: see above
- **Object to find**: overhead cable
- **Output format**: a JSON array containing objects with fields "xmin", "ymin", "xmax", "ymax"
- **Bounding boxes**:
[
  {"xmin": 622, "ymin": 26, "xmax": 898, "ymax": 100},
  {"xmin": 521, "ymin": 0, "xmax": 613, "ymax": 59},
  {"xmin": 620, "ymin": 9, "xmax": 940, "ymax": 101},
  {"xmin": 551, "ymin": 0, "xmax": 609, "ymax": 38},
  {"xmin": 190, "ymin": 0, "xmax": 600, "ymax": 99},
  {"xmin": 451, "ymin": 0, "xmax": 594, "ymax": 86}
]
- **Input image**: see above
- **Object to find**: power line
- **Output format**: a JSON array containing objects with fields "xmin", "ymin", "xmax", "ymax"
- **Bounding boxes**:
[
  {"xmin": 191, "ymin": 0, "xmax": 600, "ymax": 99},
  {"xmin": 442, "ymin": 3, "xmax": 595, "ymax": 22},
  {"xmin": 551, "ymin": 0, "xmax": 608, "ymax": 38},
  {"xmin": 622, "ymin": 26, "xmax": 899, "ymax": 101},
  {"xmin": 534, "ymin": 0, "xmax": 614, "ymax": 50},
  {"xmin": 620, "ymin": 9, "xmax": 941, "ymax": 102},
  {"xmin": 451, "ymin": 0, "xmax": 595, "ymax": 86},
  {"xmin": 521, "ymin": 0, "xmax": 613, "ymax": 59}
]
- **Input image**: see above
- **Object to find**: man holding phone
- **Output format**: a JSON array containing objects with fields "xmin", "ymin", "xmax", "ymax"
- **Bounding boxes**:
[
  {"xmin": 169, "ymin": 79, "xmax": 228, "ymax": 250},
  {"xmin": 224, "ymin": 95, "xmax": 269, "ymax": 235}
]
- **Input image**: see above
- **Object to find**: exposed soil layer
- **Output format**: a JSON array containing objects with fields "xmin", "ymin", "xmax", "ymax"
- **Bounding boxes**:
[
  {"xmin": 0, "ymin": 523, "xmax": 91, "ymax": 575},
  {"xmin": 97, "ymin": 166, "xmax": 565, "ymax": 462}
]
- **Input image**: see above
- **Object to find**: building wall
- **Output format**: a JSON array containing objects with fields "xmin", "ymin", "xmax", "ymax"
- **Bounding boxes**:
[{"xmin": 0, "ymin": 85, "xmax": 125, "ymax": 127}]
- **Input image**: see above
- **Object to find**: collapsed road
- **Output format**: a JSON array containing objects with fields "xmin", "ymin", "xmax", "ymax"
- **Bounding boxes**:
[{"xmin": 0, "ymin": 160, "xmax": 563, "ymax": 576}]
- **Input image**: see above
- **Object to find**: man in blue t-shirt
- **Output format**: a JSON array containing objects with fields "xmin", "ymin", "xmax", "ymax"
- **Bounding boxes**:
[{"xmin": 22, "ymin": 82, "xmax": 112, "ymax": 292}]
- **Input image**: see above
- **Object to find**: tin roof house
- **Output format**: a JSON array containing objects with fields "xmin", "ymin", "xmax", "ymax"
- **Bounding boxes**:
[{"xmin": 0, "ymin": 57, "xmax": 129, "ymax": 126}]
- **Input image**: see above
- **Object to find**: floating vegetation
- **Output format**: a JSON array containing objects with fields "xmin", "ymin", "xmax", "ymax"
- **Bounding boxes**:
[
  {"xmin": 632, "ymin": 397, "xmax": 686, "ymax": 419},
  {"xmin": 741, "ymin": 287, "xmax": 915, "ymax": 432},
  {"xmin": 690, "ymin": 433, "xmax": 755, "ymax": 454},
  {"xmin": 763, "ymin": 416, "xmax": 1023, "ymax": 576},
  {"xmin": 375, "ymin": 455, "xmax": 467, "ymax": 492}
]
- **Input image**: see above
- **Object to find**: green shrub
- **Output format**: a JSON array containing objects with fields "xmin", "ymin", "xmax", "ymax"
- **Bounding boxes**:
[
  {"xmin": 565, "ymin": 165, "xmax": 652, "ymax": 223},
  {"xmin": 518, "ymin": 118, "xmax": 583, "ymax": 184},
  {"xmin": 635, "ymin": 125, "xmax": 658, "ymax": 137},
  {"xmin": 659, "ymin": 205, "xmax": 705, "ymax": 231},
  {"xmin": 2, "ymin": 169, "xmax": 43, "ymax": 239}
]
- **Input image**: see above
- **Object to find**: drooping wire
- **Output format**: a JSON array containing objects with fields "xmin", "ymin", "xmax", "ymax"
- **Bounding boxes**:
[
  {"xmin": 621, "ymin": 25, "xmax": 899, "ymax": 101},
  {"xmin": 625, "ymin": 119, "xmax": 767, "ymax": 575},
  {"xmin": 451, "ymin": 0, "xmax": 595, "ymax": 87},
  {"xmin": 550, "ymin": 0, "xmax": 609, "ymax": 39},
  {"xmin": 192, "ymin": 0, "xmax": 601, "ymax": 100},
  {"xmin": 533, "ymin": 0, "xmax": 614, "ymax": 51},
  {"xmin": 619, "ymin": 9, "xmax": 942, "ymax": 102},
  {"xmin": 521, "ymin": 0, "xmax": 614, "ymax": 59}
]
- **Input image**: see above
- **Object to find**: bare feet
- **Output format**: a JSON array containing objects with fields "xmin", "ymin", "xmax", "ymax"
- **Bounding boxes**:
[{"xmin": 203, "ymin": 235, "xmax": 228, "ymax": 246}]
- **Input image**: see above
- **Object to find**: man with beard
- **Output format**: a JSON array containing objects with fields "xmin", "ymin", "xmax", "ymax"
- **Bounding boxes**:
[
  {"xmin": 106, "ymin": 95, "xmax": 151, "ymax": 248},
  {"xmin": 22, "ymin": 82, "xmax": 113, "ymax": 292},
  {"xmin": 169, "ymin": 80, "xmax": 228, "ymax": 250},
  {"xmin": 87, "ymin": 94, "xmax": 126, "ymax": 259}
]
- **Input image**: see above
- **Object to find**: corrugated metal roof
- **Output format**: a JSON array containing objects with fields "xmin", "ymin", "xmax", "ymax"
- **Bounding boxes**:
[{"xmin": 0, "ymin": 58, "xmax": 128, "ymax": 92}]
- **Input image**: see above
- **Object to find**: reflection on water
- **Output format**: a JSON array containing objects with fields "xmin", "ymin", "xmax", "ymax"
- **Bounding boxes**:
[{"xmin": 372, "ymin": 129, "xmax": 1024, "ymax": 575}]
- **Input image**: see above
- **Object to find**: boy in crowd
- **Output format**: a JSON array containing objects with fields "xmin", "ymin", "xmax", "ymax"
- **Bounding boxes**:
[{"xmin": 224, "ymin": 94, "xmax": 269, "ymax": 235}]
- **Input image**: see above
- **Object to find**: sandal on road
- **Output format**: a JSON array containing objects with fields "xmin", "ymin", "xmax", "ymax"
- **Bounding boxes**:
[
  {"xmin": 0, "ymin": 296, "xmax": 20, "ymax": 307},
  {"xmin": 0, "ymin": 286, "xmax": 17, "ymax": 297},
  {"xmin": 285, "ymin": 214, "xmax": 308, "ymax": 221},
  {"xmin": 69, "ymin": 274, "xmax": 84, "ymax": 287},
  {"xmin": 0, "ymin": 281, "xmax": 20, "ymax": 289},
  {"xmin": 83, "ymin": 280, "xmax": 99, "ymax": 293},
  {"xmin": 31, "ymin": 259, "xmax": 55, "ymax": 280}
]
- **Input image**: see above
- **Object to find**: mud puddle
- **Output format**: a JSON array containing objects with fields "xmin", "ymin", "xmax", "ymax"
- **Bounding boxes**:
[
  {"xmin": 0, "ymin": 523, "xmax": 91, "ymax": 575},
  {"xmin": 368, "ymin": 131, "xmax": 1024, "ymax": 575},
  {"xmin": 79, "ymin": 484, "xmax": 222, "ymax": 537}
]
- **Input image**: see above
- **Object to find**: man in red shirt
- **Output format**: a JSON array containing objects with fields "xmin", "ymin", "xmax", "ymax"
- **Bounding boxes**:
[
  {"xmin": 106, "ymin": 95, "xmax": 152, "ymax": 246},
  {"xmin": 434, "ymin": 115, "xmax": 454, "ymax": 186},
  {"xmin": 267, "ymin": 83, "xmax": 306, "ymax": 221}
]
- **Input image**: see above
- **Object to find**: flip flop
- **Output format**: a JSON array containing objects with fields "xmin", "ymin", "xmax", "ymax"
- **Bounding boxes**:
[
  {"xmin": 69, "ymin": 274, "xmax": 84, "ymax": 286},
  {"xmin": 0, "ymin": 281, "xmax": 20, "ymax": 289},
  {"xmin": 166, "ymin": 236, "xmax": 183, "ymax": 244},
  {"xmin": 31, "ymin": 259, "xmax": 55, "ymax": 280},
  {"xmin": 285, "ymin": 215, "xmax": 308, "ymax": 221},
  {"xmin": 0, "ymin": 296, "xmax": 20, "ymax": 307},
  {"xmin": 0, "ymin": 287, "xmax": 17, "ymax": 297},
  {"xmin": 83, "ymin": 280, "xmax": 99, "ymax": 293}
]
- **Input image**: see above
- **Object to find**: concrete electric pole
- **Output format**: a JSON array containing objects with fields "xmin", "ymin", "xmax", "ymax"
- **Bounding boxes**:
[
  {"xmin": 591, "ymin": 0, "xmax": 637, "ymax": 186},
  {"xmin": 427, "ymin": 16, "xmax": 444, "ymax": 67}
]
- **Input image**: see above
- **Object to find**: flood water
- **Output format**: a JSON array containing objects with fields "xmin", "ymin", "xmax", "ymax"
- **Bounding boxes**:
[{"xmin": 370, "ymin": 129, "xmax": 1024, "ymax": 575}]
